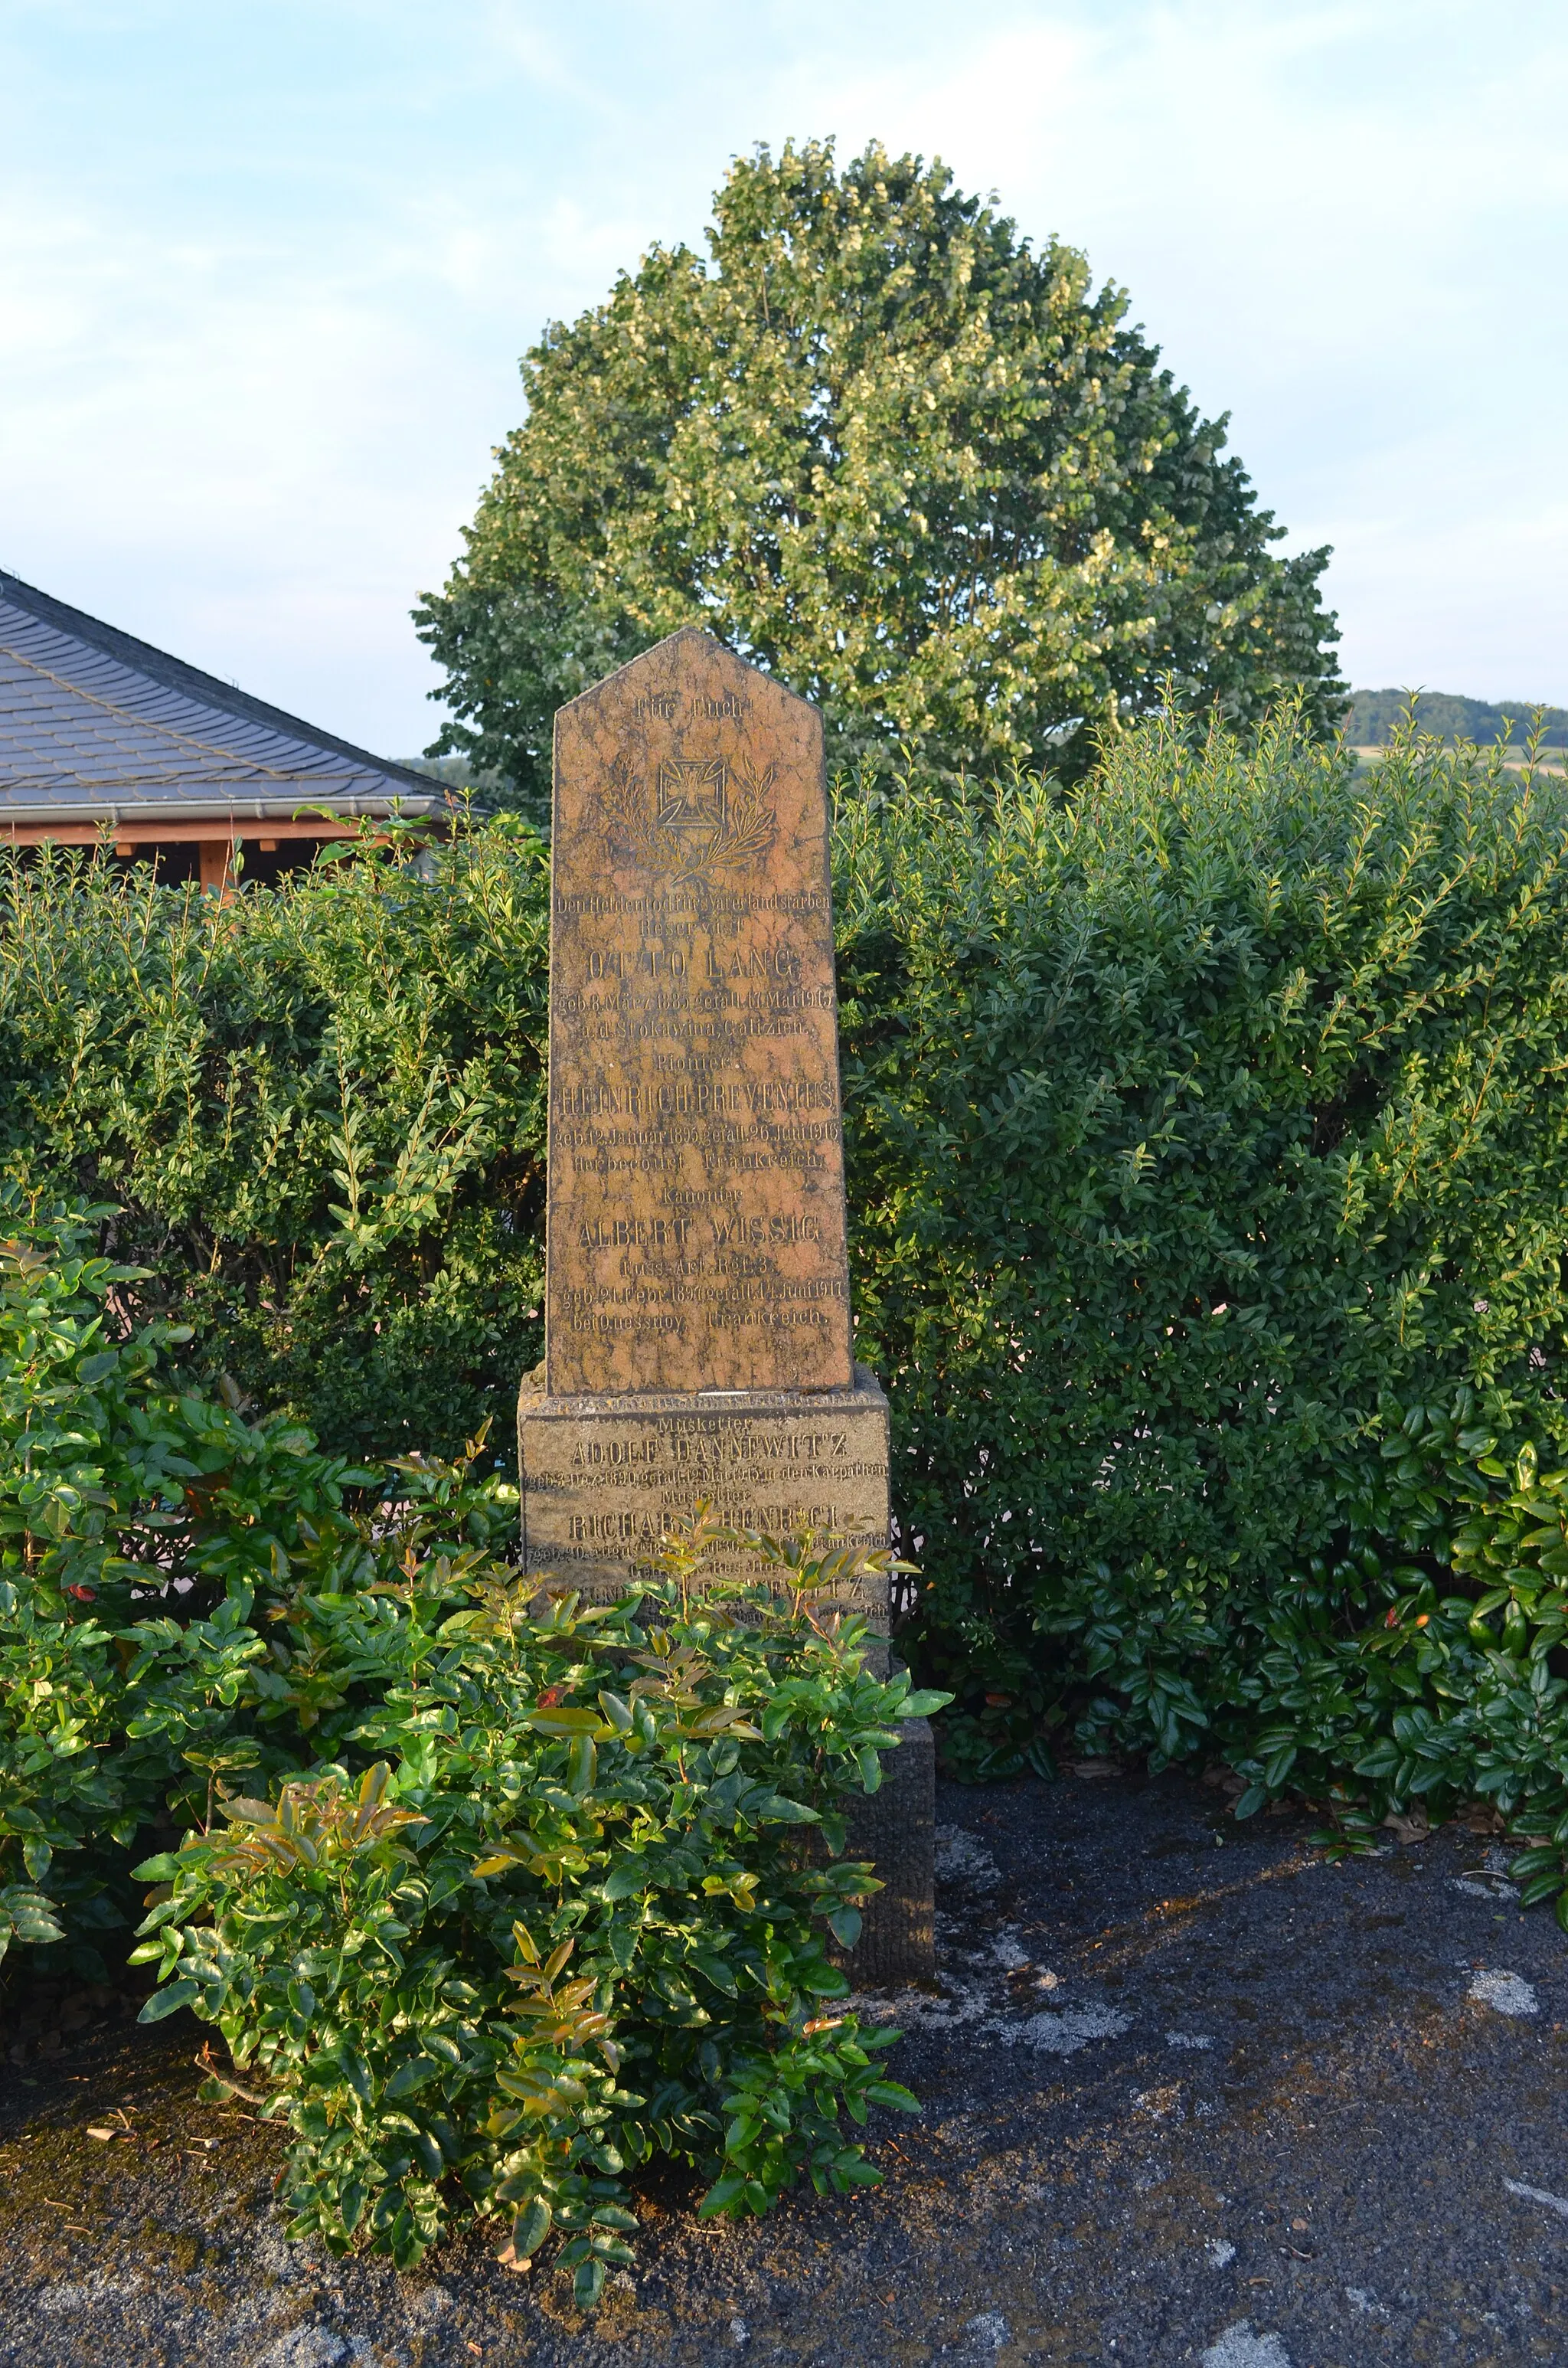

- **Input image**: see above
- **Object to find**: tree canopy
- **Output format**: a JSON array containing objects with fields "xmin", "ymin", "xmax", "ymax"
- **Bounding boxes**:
[{"xmin": 416, "ymin": 139, "xmax": 1344, "ymax": 813}]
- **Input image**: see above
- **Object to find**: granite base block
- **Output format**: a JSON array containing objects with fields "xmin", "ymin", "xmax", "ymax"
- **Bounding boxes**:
[{"xmin": 843, "ymin": 1708, "xmax": 936, "ymax": 1990}]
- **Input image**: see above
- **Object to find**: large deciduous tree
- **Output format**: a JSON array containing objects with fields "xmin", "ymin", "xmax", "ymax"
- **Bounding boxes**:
[{"xmin": 416, "ymin": 139, "xmax": 1343, "ymax": 813}]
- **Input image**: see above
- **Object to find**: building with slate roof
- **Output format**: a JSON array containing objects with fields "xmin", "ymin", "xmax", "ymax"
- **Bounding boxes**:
[{"xmin": 0, "ymin": 569, "xmax": 446, "ymax": 889}]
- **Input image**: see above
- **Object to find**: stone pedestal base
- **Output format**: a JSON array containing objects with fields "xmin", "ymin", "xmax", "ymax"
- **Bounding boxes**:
[
  {"xmin": 516, "ymin": 1361, "xmax": 933, "ymax": 1986},
  {"xmin": 517, "ymin": 1363, "xmax": 893, "ymax": 1618}
]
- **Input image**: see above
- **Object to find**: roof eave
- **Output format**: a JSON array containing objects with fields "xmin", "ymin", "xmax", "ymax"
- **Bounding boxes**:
[{"xmin": 0, "ymin": 793, "xmax": 443, "ymax": 826}]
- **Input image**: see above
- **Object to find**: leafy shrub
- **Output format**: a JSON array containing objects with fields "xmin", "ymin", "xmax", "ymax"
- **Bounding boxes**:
[
  {"xmin": 1219, "ymin": 1385, "xmax": 1568, "ymax": 1915},
  {"xmin": 0, "ymin": 1188, "xmax": 387, "ymax": 1959},
  {"xmin": 133, "ymin": 1542, "xmax": 935, "ymax": 2291},
  {"xmin": 2, "ymin": 1205, "xmax": 939, "ymax": 2290}
]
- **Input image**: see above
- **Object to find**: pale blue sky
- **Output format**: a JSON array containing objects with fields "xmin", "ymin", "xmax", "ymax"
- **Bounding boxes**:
[{"xmin": 2, "ymin": 0, "xmax": 1563, "ymax": 755}]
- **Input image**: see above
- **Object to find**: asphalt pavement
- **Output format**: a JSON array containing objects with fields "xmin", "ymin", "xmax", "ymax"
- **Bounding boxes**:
[{"xmin": 1, "ymin": 1767, "xmax": 1563, "ymax": 2366}]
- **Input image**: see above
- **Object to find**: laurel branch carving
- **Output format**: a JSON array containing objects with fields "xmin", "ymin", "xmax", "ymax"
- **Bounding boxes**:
[{"xmin": 599, "ymin": 753, "xmax": 777, "ymax": 884}]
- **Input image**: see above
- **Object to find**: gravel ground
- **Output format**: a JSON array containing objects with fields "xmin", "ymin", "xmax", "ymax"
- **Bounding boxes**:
[{"xmin": 2, "ymin": 1767, "xmax": 1565, "ymax": 2367}]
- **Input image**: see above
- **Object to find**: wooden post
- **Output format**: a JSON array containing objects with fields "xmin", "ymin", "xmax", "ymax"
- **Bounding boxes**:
[{"xmin": 199, "ymin": 839, "xmax": 234, "ymax": 897}]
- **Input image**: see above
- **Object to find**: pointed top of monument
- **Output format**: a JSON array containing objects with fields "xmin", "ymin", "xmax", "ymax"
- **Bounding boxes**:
[{"xmin": 557, "ymin": 628, "xmax": 818, "ymax": 719}]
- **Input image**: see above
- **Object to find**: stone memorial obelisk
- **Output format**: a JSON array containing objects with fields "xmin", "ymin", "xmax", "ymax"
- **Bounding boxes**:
[{"xmin": 518, "ymin": 629, "xmax": 933, "ymax": 1985}]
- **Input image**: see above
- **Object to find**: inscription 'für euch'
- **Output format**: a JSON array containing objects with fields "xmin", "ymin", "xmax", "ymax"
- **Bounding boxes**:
[{"xmin": 545, "ymin": 630, "xmax": 853, "ymax": 1396}]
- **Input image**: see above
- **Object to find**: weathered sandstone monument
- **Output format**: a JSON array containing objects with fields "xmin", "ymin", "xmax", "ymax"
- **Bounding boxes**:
[{"xmin": 518, "ymin": 630, "xmax": 933, "ymax": 1983}]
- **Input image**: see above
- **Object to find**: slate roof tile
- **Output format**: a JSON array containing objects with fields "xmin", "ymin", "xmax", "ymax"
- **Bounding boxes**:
[{"xmin": 0, "ymin": 571, "xmax": 439, "ymax": 819}]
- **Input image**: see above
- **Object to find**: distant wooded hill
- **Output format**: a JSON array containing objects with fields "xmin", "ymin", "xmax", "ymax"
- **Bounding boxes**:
[{"xmin": 1347, "ymin": 689, "xmax": 1567, "ymax": 748}]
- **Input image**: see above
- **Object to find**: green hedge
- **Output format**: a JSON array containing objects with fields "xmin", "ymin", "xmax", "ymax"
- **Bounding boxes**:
[
  {"xmin": 8, "ymin": 714, "xmax": 1568, "ymax": 1865},
  {"xmin": 836, "ymin": 715, "xmax": 1568, "ymax": 1836},
  {"xmin": 0, "ymin": 819, "xmax": 550, "ymax": 1459}
]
